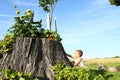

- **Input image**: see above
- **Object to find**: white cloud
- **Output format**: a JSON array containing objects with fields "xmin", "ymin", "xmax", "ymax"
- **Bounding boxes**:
[
  {"xmin": 72, "ymin": 0, "xmax": 111, "ymax": 18},
  {"xmin": 86, "ymin": 0, "xmax": 109, "ymax": 14},
  {"xmin": 61, "ymin": 18, "xmax": 120, "ymax": 46},
  {"xmin": 11, "ymin": 0, "xmax": 38, "ymax": 7},
  {"xmin": 0, "ymin": 20, "xmax": 13, "ymax": 24},
  {"xmin": 91, "ymin": 0, "xmax": 108, "ymax": 6},
  {"xmin": 63, "ymin": 22, "xmax": 120, "ymax": 38},
  {"xmin": 0, "ymin": 14, "xmax": 14, "ymax": 17}
]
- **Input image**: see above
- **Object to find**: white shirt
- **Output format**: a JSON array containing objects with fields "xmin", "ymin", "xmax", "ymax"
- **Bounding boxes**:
[{"xmin": 74, "ymin": 58, "xmax": 84, "ymax": 67}]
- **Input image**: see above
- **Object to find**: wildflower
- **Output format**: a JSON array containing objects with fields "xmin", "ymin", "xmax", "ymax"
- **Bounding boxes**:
[
  {"xmin": 16, "ymin": 10, "xmax": 20, "ymax": 15},
  {"xmin": 20, "ymin": 15, "xmax": 25, "ymax": 20},
  {"xmin": 26, "ymin": 9, "xmax": 32, "ymax": 16},
  {"xmin": 26, "ymin": 12, "xmax": 31, "ymax": 16},
  {"xmin": 26, "ymin": 9, "xmax": 31, "ymax": 13}
]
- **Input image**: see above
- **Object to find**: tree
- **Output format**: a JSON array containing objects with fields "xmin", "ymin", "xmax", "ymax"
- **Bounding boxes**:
[
  {"xmin": 109, "ymin": 0, "xmax": 120, "ymax": 6},
  {"xmin": 39, "ymin": 0, "xmax": 59, "ymax": 30},
  {"xmin": 0, "ymin": 38, "xmax": 72, "ymax": 80}
]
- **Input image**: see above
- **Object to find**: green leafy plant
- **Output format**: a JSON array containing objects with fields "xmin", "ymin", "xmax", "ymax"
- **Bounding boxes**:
[
  {"xmin": 2, "ymin": 68, "xmax": 39, "ymax": 80},
  {"xmin": 0, "ymin": 6, "xmax": 62, "ymax": 54},
  {"xmin": 52, "ymin": 63, "xmax": 105, "ymax": 80},
  {"xmin": 109, "ymin": 0, "xmax": 120, "ymax": 6},
  {"xmin": 8, "ymin": 8, "xmax": 42, "ymax": 38},
  {"xmin": 40, "ymin": 29, "xmax": 62, "ymax": 41},
  {"xmin": 0, "ymin": 33, "xmax": 15, "ymax": 53}
]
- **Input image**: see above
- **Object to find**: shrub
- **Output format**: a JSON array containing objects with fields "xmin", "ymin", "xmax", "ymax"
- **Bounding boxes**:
[
  {"xmin": 0, "ymin": 34, "xmax": 15, "ymax": 53},
  {"xmin": 52, "ymin": 63, "xmax": 105, "ymax": 80},
  {"xmin": 8, "ymin": 9, "xmax": 42, "ymax": 38},
  {"xmin": 40, "ymin": 29, "xmax": 62, "ymax": 41},
  {"xmin": 2, "ymin": 68, "xmax": 39, "ymax": 80}
]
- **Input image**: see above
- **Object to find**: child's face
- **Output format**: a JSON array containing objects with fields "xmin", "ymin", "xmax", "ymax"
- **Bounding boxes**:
[{"xmin": 74, "ymin": 51, "xmax": 81, "ymax": 58}]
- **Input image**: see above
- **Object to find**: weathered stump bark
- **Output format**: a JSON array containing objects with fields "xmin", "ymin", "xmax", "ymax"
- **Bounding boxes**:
[{"xmin": 0, "ymin": 38, "xmax": 71, "ymax": 80}]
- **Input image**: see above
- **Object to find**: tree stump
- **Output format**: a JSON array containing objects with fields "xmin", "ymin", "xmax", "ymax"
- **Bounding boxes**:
[{"xmin": 0, "ymin": 37, "xmax": 72, "ymax": 80}]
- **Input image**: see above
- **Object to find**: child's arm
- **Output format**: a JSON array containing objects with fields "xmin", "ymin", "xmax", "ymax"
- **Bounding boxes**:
[
  {"xmin": 74, "ymin": 58, "xmax": 82, "ymax": 66},
  {"xmin": 65, "ymin": 53, "xmax": 74, "ymax": 59}
]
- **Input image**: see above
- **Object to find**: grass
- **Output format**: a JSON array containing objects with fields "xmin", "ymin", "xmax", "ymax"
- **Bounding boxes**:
[
  {"xmin": 84, "ymin": 58, "xmax": 120, "ymax": 66},
  {"xmin": 84, "ymin": 58, "xmax": 120, "ymax": 80}
]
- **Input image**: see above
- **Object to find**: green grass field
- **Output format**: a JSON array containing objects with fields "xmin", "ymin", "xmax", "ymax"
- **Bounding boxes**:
[{"xmin": 84, "ymin": 58, "xmax": 120, "ymax": 80}]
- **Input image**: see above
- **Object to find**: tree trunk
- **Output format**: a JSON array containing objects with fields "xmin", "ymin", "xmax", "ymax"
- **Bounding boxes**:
[{"xmin": 0, "ymin": 37, "xmax": 71, "ymax": 80}]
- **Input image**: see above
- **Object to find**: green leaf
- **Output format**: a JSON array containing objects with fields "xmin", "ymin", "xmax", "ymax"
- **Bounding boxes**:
[
  {"xmin": 19, "ymin": 77, "xmax": 25, "ymax": 80},
  {"xmin": 33, "ymin": 78, "xmax": 39, "ymax": 80},
  {"xmin": 17, "ymin": 72, "xmax": 23, "ymax": 77},
  {"xmin": 9, "ymin": 73, "xmax": 16, "ymax": 79},
  {"xmin": 109, "ymin": 0, "xmax": 120, "ymax": 6}
]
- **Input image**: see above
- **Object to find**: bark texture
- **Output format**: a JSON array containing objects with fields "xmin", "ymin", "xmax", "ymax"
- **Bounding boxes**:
[{"xmin": 0, "ymin": 38, "xmax": 71, "ymax": 80}]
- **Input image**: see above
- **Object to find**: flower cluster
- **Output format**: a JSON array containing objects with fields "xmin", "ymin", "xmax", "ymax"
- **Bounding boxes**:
[
  {"xmin": 16, "ymin": 10, "xmax": 20, "ymax": 14},
  {"xmin": 14, "ymin": 5, "xmax": 33, "ymax": 21},
  {"xmin": 8, "ymin": 5, "xmax": 62, "ymax": 41},
  {"xmin": 8, "ymin": 5, "xmax": 42, "ymax": 38},
  {"xmin": 26, "ymin": 9, "xmax": 32, "ymax": 16}
]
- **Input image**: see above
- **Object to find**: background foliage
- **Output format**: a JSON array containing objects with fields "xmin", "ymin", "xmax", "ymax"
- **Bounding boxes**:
[
  {"xmin": 109, "ymin": 0, "xmax": 120, "ymax": 6},
  {"xmin": 85, "ymin": 58, "xmax": 120, "ymax": 80},
  {"xmin": 39, "ymin": 0, "xmax": 58, "ymax": 12}
]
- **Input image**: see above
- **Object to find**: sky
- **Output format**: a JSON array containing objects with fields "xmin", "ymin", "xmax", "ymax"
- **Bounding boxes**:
[{"xmin": 0, "ymin": 0, "xmax": 120, "ymax": 58}]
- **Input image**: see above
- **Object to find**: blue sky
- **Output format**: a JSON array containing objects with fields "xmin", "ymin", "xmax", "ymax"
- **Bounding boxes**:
[{"xmin": 0, "ymin": 0, "xmax": 120, "ymax": 58}]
